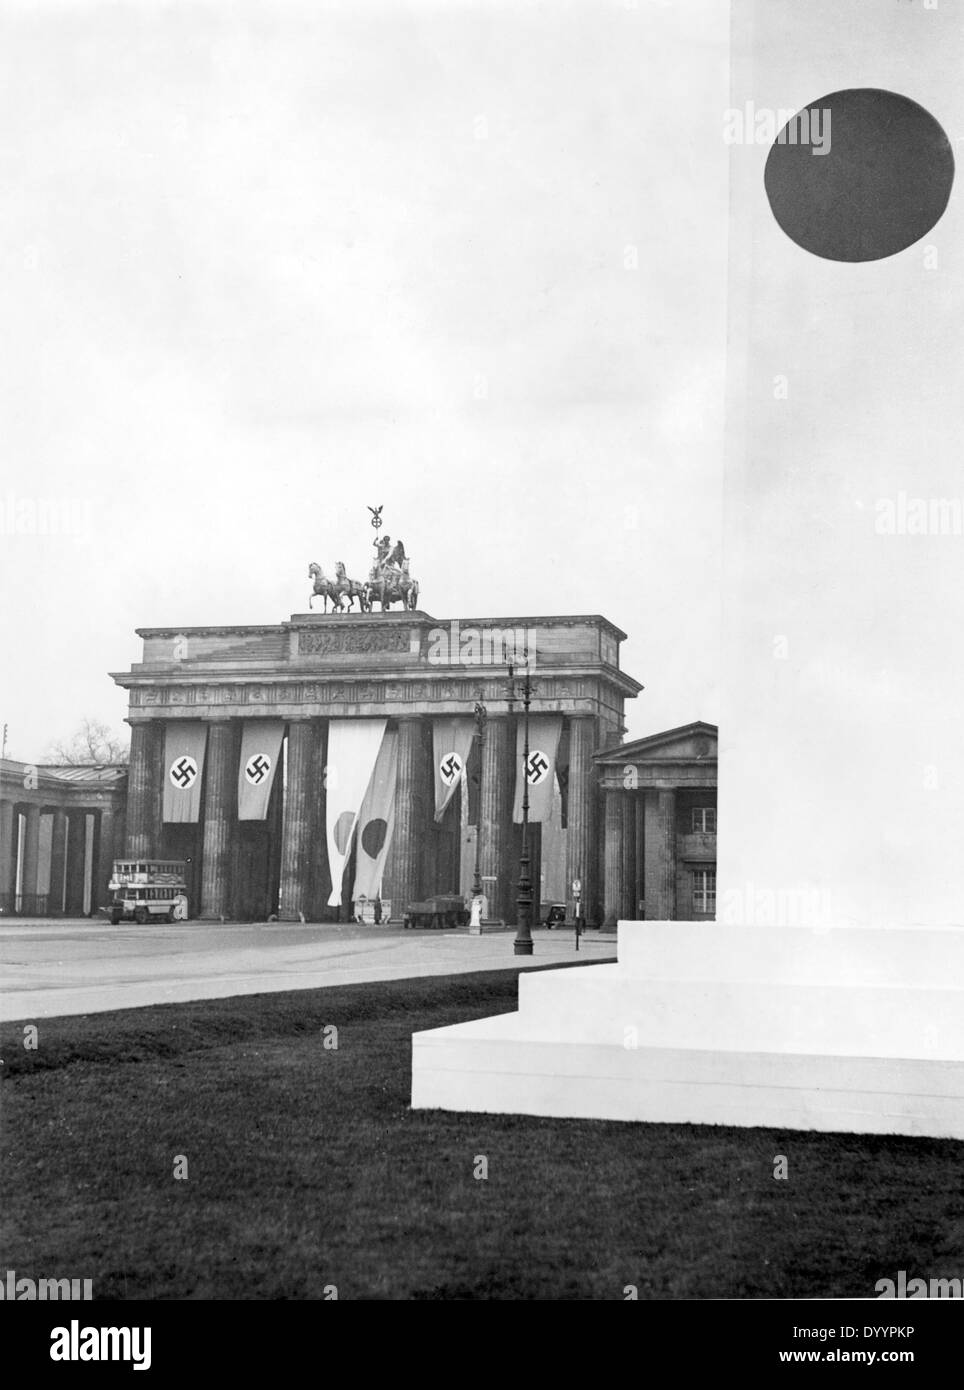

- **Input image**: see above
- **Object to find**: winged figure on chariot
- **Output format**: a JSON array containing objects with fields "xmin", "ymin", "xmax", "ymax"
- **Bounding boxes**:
[
  {"xmin": 307, "ymin": 508, "xmax": 420, "ymax": 613},
  {"xmin": 367, "ymin": 534, "xmax": 419, "ymax": 612}
]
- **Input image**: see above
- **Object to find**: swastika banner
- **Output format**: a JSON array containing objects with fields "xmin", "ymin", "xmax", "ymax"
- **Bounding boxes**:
[
  {"xmin": 432, "ymin": 717, "xmax": 475, "ymax": 823},
  {"xmin": 351, "ymin": 728, "xmax": 399, "ymax": 905},
  {"xmin": 237, "ymin": 720, "xmax": 284, "ymax": 821},
  {"xmin": 512, "ymin": 715, "xmax": 562, "ymax": 824},
  {"xmin": 325, "ymin": 719, "xmax": 387, "ymax": 907},
  {"xmin": 162, "ymin": 722, "xmax": 208, "ymax": 824}
]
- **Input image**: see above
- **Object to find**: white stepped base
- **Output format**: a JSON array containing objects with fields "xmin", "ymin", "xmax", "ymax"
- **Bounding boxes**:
[{"xmin": 410, "ymin": 924, "xmax": 964, "ymax": 1138}]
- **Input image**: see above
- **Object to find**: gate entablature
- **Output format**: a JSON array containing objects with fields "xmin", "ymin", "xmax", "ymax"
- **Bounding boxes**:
[{"xmin": 113, "ymin": 612, "xmax": 641, "ymax": 723}]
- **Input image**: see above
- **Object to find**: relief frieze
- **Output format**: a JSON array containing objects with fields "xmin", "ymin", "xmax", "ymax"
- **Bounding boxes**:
[
  {"xmin": 298, "ymin": 628, "xmax": 411, "ymax": 656},
  {"xmin": 131, "ymin": 675, "xmax": 596, "ymax": 710}
]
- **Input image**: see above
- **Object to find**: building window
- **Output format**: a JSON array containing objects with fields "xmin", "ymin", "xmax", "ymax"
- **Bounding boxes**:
[
  {"xmin": 691, "ymin": 807, "xmax": 716, "ymax": 833},
  {"xmin": 693, "ymin": 868, "xmax": 716, "ymax": 913}
]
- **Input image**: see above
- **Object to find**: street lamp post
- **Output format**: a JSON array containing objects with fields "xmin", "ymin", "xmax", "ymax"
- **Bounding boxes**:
[{"xmin": 509, "ymin": 661, "xmax": 536, "ymax": 956}]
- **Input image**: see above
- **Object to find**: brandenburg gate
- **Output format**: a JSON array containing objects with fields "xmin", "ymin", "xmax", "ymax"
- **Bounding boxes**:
[{"xmin": 111, "ymin": 610, "xmax": 642, "ymax": 926}]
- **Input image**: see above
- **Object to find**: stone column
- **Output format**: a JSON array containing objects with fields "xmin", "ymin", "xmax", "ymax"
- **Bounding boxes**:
[
  {"xmin": 602, "ymin": 790, "xmax": 625, "ymax": 929},
  {"xmin": 386, "ymin": 717, "xmax": 426, "ymax": 918},
  {"xmin": 199, "ymin": 721, "xmax": 238, "ymax": 919},
  {"xmin": 149, "ymin": 725, "xmax": 165, "ymax": 851},
  {"xmin": 479, "ymin": 715, "xmax": 515, "ymax": 923},
  {"xmin": 20, "ymin": 806, "xmax": 41, "ymax": 906},
  {"xmin": 48, "ymin": 808, "xmax": 68, "ymax": 914},
  {"xmin": 94, "ymin": 804, "xmax": 117, "ymax": 914},
  {"xmin": 644, "ymin": 787, "xmax": 677, "ymax": 921},
  {"xmin": 0, "ymin": 799, "xmax": 15, "ymax": 904},
  {"xmin": 565, "ymin": 715, "xmax": 597, "ymax": 925},
  {"xmin": 64, "ymin": 813, "xmax": 87, "ymax": 914},
  {"xmin": 307, "ymin": 720, "xmax": 330, "ymax": 919},
  {"xmin": 279, "ymin": 719, "xmax": 316, "ymax": 922},
  {"xmin": 530, "ymin": 821, "xmax": 543, "ymax": 927},
  {"xmin": 125, "ymin": 720, "xmax": 159, "ymax": 857},
  {"xmin": 266, "ymin": 754, "xmax": 284, "ymax": 917},
  {"xmin": 634, "ymin": 793, "xmax": 646, "ymax": 919},
  {"xmin": 620, "ymin": 793, "xmax": 635, "ymax": 920}
]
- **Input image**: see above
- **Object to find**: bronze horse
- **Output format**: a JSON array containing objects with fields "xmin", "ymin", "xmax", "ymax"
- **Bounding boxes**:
[
  {"xmin": 308, "ymin": 562, "xmax": 340, "ymax": 612},
  {"xmin": 334, "ymin": 561, "xmax": 370, "ymax": 612},
  {"xmin": 308, "ymin": 562, "xmax": 371, "ymax": 613}
]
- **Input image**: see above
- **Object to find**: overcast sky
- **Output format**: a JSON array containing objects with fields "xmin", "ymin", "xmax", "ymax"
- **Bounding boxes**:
[{"xmin": 1, "ymin": 0, "xmax": 729, "ymax": 762}]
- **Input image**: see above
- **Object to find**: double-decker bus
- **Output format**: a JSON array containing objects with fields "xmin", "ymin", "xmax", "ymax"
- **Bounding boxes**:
[{"xmin": 106, "ymin": 860, "xmax": 190, "ymax": 924}]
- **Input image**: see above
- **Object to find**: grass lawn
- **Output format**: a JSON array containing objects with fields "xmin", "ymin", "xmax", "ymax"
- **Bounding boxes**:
[{"xmin": 2, "ymin": 966, "xmax": 962, "ymax": 1301}]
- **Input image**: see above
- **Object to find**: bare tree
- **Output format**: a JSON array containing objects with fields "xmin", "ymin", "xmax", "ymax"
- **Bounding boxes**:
[{"xmin": 47, "ymin": 717, "xmax": 129, "ymax": 766}]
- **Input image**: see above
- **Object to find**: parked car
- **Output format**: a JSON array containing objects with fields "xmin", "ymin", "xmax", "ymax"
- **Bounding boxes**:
[{"xmin": 403, "ymin": 894, "xmax": 468, "ymax": 929}]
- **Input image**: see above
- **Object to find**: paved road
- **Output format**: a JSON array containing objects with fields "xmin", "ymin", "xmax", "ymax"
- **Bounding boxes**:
[{"xmin": 0, "ymin": 919, "xmax": 615, "ymax": 1020}]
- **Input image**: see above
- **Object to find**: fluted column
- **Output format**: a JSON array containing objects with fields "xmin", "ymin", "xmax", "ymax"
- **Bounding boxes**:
[
  {"xmin": 565, "ymin": 715, "xmax": 597, "ymax": 925},
  {"xmin": 479, "ymin": 715, "xmax": 514, "ymax": 923},
  {"xmin": 634, "ymin": 793, "xmax": 645, "ymax": 919},
  {"xmin": 94, "ymin": 805, "xmax": 117, "ymax": 915},
  {"xmin": 620, "ymin": 792, "xmax": 635, "ymax": 920},
  {"xmin": 644, "ymin": 787, "xmax": 677, "ymax": 921},
  {"xmin": 149, "ymin": 726, "xmax": 164, "ymax": 850},
  {"xmin": 199, "ymin": 721, "xmax": 238, "ymax": 919},
  {"xmin": 0, "ymin": 800, "xmax": 15, "ymax": 905},
  {"xmin": 20, "ymin": 806, "xmax": 41, "ymax": 905},
  {"xmin": 48, "ymin": 808, "xmax": 68, "ymax": 914},
  {"xmin": 125, "ymin": 720, "xmax": 159, "ymax": 857},
  {"xmin": 279, "ymin": 719, "xmax": 316, "ymax": 921},
  {"xmin": 602, "ymin": 790, "xmax": 625, "ymax": 929},
  {"xmin": 385, "ymin": 718, "xmax": 426, "ymax": 917},
  {"xmin": 64, "ymin": 813, "xmax": 87, "ymax": 914},
  {"xmin": 266, "ymin": 753, "xmax": 284, "ymax": 917},
  {"xmin": 307, "ymin": 720, "xmax": 330, "ymax": 918}
]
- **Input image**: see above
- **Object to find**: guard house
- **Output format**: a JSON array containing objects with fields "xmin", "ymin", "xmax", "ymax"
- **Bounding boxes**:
[
  {"xmin": 594, "ymin": 721, "xmax": 718, "ymax": 924},
  {"xmin": 110, "ymin": 611, "xmax": 643, "ymax": 926},
  {"xmin": 0, "ymin": 760, "xmax": 127, "ymax": 916}
]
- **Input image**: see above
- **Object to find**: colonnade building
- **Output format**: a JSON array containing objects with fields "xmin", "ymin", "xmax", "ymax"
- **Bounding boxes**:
[{"xmin": 0, "ymin": 761, "xmax": 126, "ymax": 916}]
